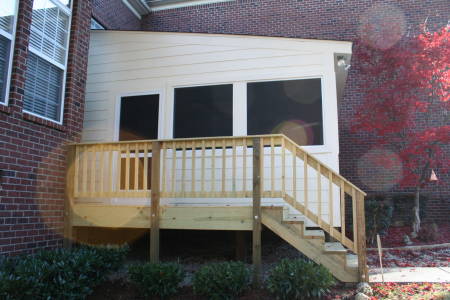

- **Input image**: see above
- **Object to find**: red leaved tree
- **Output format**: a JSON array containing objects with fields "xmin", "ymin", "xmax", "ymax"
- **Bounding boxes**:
[{"xmin": 352, "ymin": 25, "xmax": 450, "ymax": 236}]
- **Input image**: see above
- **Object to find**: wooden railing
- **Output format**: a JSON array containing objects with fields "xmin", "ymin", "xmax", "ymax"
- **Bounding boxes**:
[{"xmin": 68, "ymin": 134, "xmax": 367, "ymax": 280}]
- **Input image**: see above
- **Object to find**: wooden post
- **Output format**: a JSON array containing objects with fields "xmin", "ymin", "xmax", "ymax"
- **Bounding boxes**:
[
  {"xmin": 150, "ymin": 141, "xmax": 161, "ymax": 263},
  {"xmin": 64, "ymin": 145, "xmax": 76, "ymax": 249},
  {"xmin": 252, "ymin": 138, "xmax": 262, "ymax": 287},
  {"xmin": 356, "ymin": 193, "xmax": 368, "ymax": 282}
]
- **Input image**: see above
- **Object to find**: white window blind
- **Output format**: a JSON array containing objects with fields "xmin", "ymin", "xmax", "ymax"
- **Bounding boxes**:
[
  {"xmin": 0, "ymin": 0, "xmax": 18, "ymax": 104},
  {"xmin": 24, "ymin": 0, "xmax": 71, "ymax": 122}
]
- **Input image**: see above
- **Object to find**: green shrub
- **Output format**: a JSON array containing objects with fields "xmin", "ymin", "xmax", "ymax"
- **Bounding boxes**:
[
  {"xmin": 365, "ymin": 195, "xmax": 394, "ymax": 246},
  {"xmin": 267, "ymin": 258, "xmax": 335, "ymax": 300},
  {"xmin": 128, "ymin": 262, "xmax": 185, "ymax": 299},
  {"xmin": 0, "ymin": 245, "xmax": 128, "ymax": 300},
  {"xmin": 193, "ymin": 261, "xmax": 251, "ymax": 300}
]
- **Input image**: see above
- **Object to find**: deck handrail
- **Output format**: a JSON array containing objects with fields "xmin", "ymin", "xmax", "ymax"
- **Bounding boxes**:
[{"xmin": 68, "ymin": 134, "xmax": 367, "ymax": 280}]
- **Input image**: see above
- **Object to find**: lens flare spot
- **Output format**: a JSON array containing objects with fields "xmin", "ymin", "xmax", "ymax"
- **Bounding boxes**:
[
  {"xmin": 358, "ymin": 2, "xmax": 406, "ymax": 50},
  {"xmin": 272, "ymin": 120, "xmax": 315, "ymax": 145},
  {"xmin": 357, "ymin": 148, "xmax": 403, "ymax": 192}
]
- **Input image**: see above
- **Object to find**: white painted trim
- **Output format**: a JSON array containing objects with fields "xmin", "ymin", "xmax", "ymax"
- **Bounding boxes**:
[
  {"xmin": 122, "ymin": 0, "xmax": 142, "ymax": 19},
  {"xmin": 114, "ymin": 90, "xmax": 164, "ymax": 142},
  {"xmin": 148, "ymin": 0, "xmax": 234, "ymax": 12},
  {"xmin": 233, "ymin": 82, "xmax": 246, "ymax": 136},
  {"xmin": 0, "ymin": 0, "xmax": 19, "ymax": 107},
  {"xmin": 24, "ymin": 0, "xmax": 72, "ymax": 124}
]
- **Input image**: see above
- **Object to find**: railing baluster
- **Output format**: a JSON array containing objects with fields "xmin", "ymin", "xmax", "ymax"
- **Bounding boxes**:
[
  {"xmin": 134, "ymin": 143, "xmax": 139, "ymax": 191},
  {"xmin": 191, "ymin": 141, "xmax": 196, "ymax": 194},
  {"xmin": 292, "ymin": 142, "xmax": 296, "ymax": 201},
  {"xmin": 143, "ymin": 143, "xmax": 149, "ymax": 191},
  {"xmin": 352, "ymin": 187, "xmax": 357, "ymax": 253},
  {"xmin": 125, "ymin": 144, "xmax": 131, "ymax": 191},
  {"xmin": 82, "ymin": 145, "xmax": 88, "ymax": 195},
  {"xmin": 317, "ymin": 164, "xmax": 322, "ymax": 226},
  {"xmin": 340, "ymin": 181, "xmax": 346, "ymax": 243},
  {"xmin": 107, "ymin": 146, "xmax": 112, "ymax": 194},
  {"xmin": 116, "ymin": 145, "xmax": 122, "ymax": 192},
  {"xmin": 212, "ymin": 140, "xmax": 216, "ymax": 194},
  {"xmin": 99, "ymin": 145, "xmax": 104, "ymax": 195},
  {"xmin": 160, "ymin": 143, "xmax": 165, "ymax": 193},
  {"xmin": 303, "ymin": 152, "xmax": 308, "ymax": 214},
  {"xmin": 171, "ymin": 141, "xmax": 176, "ymax": 194},
  {"xmin": 329, "ymin": 171, "xmax": 333, "ymax": 227},
  {"xmin": 222, "ymin": 139, "xmax": 226, "ymax": 193},
  {"xmin": 201, "ymin": 140, "xmax": 205, "ymax": 194},
  {"xmin": 281, "ymin": 137, "xmax": 286, "ymax": 196},
  {"xmin": 232, "ymin": 139, "xmax": 237, "ymax": 193},
  {"xmin": 243, "ymin": 138, "xmax": 247, "ymax": 195},
  {"xmin": 270, "ymin": 137, "xmax": 275, "ymax": 197},
  {"xmin": 181, "ymin": 141, "xmax": 186, "ymax": 195}
]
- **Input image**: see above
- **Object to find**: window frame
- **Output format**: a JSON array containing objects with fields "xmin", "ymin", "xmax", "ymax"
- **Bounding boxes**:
[
  {"xmin": 0, "ymin": 0, "xmax": 19, "ymax": 106},
  {"xmin": 22, "ymin": 0, "xmax": 73, "ymax": 125}
]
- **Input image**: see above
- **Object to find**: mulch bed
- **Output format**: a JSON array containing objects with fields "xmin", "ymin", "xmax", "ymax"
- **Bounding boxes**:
[
  {"xmin": 378, "ymin": 224, "xmax": 450, "ymax": 248},
  {"xmin": 367, "ymin": 247, "xmax": 450, "ymax": 268},
  {"xmin": 371, "ymin": 282, "xmax": 450, "ymax": 300}
]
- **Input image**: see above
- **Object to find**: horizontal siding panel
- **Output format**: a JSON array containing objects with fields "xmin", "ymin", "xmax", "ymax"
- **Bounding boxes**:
[
  {"xmin": 87, "ymin": 54, "xmax": 324, "ymax": 84},
  {"xmin": 87, "ymin": 48, "xmax": 310, "ymax": 74}
]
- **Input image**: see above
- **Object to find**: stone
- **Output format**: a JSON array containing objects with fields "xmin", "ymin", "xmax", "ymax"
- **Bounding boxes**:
[
  {"xmin": 403, "ymin": 234, "xmax": 413, "ymax": 245},
  {"xmin": 356, "ymin": 282, "xmax": 373, "ymax": 296},
  {"xmin": 354, "ymin": 292, "xmax": 370, "ymax": 300}
]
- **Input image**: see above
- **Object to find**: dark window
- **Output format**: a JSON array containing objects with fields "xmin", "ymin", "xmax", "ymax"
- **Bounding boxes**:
[
  {"xmin": 174, "ymin": 84, "xmax": 233, "ymax": 138},
  {"xmin": 119, "ymin": 94, "xmax": 159, "ymax": 141},
  {"xmin": 247, "ymin": 79, "xmax": 323, "ymax": 145}
]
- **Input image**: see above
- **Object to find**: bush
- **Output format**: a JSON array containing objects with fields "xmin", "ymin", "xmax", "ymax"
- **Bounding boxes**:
[
  {"xmin": 128, "ymin": 262, "xmax": 185, "ymax": 299},
  {"xmin": 267, "ymin": 258, "xmax": 335, "ymax": 300},
  {"xmin": 365, "ymin": 195, "xmax": 394, "ymax": 246},
  {"xmin": 0, "ymin": 245, "xmax": 128, "ymax": 300},
  {"xmin": 193, "ymin": 261, "xmax": 251, "ymax": 300}
]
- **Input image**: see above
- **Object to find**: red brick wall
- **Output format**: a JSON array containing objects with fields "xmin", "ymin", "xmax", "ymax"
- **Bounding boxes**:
[
  {"xmin": 141, "ymin": 0, "xmax": 450, "ymax": 222},
  {"xmin": 92, "ymin": 0, "xmax": 141, "ymax": 30},
  {"xmin": 0, "ymin": 0, "xmax": 92, "ymax": 255}
]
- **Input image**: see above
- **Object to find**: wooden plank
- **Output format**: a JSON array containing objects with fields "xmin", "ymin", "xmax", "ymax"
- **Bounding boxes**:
[
  {"xmin": 171, "ymin": 141, "xmax": 176, "ymax": 193},
  {"xmin": 243, "ymin": 138, "xmax": 247, "ymax": 194},
  {"xmin": 150, "ymin": 141, "xmax": 161, "ymax": 263},
  {"xmin": 270, "ymin": 137, "xmax": 275, "ymax": 197},
  {"xmin": 160, "ymin": 144, "xmax": 166, "ymax": 193},
  {"xmin": 73, "ymin": 146, "xmax": 80, "ymax": 197},
  {"xmin": 191, "ymin": 141, "xmax": 196, "ymax": 193},
  {"xmin": 99, "ymin": 145, "xmax": 105, "ymax": 195},
  {"xmin": 329, "ymin": 171, "xmax": 333, "ymax": 227},
  {"xmin": 317, "ymin": 164, "xmax": 322, "ymax": 226},
  {"xmin": 292, "ymin": 143, "xmax": 296, "ymax": 201},
  {"xmin": 64, "ymin": 145, "xmax": 76, "ymax": 249},
  {"xmin": 252, "ymin": 137, "xmax": 262, "ymax": 287},
  {"xmin": 125, "ymin": 144, "xmax": 131, "ymax": 191},
  {"xmin": 116, "ymin": 146, "xmax": 122, "ymax": 193},
  {"xmin": 232, "ymin": 139, "xmax": 237, "ymax": 192},
  {"xmin": 211, "ymin": 140, "xmax": 216, "ymax": 194},
  {"xmin": 356, "ymin": 193, "xmax": 368, "ymax": 282},
  {"xmin": 281, "ymin": 137, "xmax": 286, "ymax": 196},
  {"xmin": 181, "ymin": 141, "xmax": 186, "ymax": 195},
  {"xmin": 82, "ymin": 145, "xmax": 88, "ymax": 194},
  {"xmin": 107, "ymin": 147, "xmax": 113, "ymax": 194}
]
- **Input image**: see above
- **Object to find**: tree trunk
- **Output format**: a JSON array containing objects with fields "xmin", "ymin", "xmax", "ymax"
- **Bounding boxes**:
[{"xmin": 411, "ymin": 187, "xmax": 421, "ymax": 238}]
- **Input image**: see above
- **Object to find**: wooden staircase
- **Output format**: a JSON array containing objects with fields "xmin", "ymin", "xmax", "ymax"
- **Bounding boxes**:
[{"xmin": 262, "ymin": 206, "xmax": 359, "ymax": 282}]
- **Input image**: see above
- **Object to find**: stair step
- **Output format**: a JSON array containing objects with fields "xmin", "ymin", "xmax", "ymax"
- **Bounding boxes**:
[
  {"xmin": 283, "ymin": 214, "xmax": 305, "ymax": 223},
  {"xmin": 303, "ymin": 229, "xmax": 325, "ymax": 239},
  {"xmin": 324, "ymin": 242, "xmax": 347, "ymax": 254},
  {"xmin": 346, "ymin": 254, "xmax": 358, "ymax": 269}
]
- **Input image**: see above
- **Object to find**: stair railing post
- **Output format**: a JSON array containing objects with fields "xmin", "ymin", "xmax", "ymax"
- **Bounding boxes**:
[
  {"xmin": 252, "ymin": 137, "xmax": 262, "ymax": 287},
  {"xmin": 150, "ymin": 141, "xmax": 161, "ymax": 263},
  {"xmin": 356, "ymin": 192, "xmax": 368, "ymax": 282}
]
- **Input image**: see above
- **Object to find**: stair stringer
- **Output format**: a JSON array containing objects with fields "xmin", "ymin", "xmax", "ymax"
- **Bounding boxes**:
[{"xmin": 261, "ymin": 208, "xmax": 358, "ymax": 282}]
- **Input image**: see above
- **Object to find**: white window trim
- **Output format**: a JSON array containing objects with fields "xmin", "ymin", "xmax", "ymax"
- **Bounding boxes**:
[
  {"xmin": 114, "ymin": 90, "xmax": 164, "ymax": 142},
  {"xmin": 22, "ymin": 0, "xmax": 73, "ymax": 125},
  {"xmin": 0, "ymin": 0, "xmax": 19, "ymax": 107}
]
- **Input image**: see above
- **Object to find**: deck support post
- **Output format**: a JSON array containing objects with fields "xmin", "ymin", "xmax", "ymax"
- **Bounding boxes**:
[
  {"xmin": 64, "ymin": 145, "xmax": 76, "ymax": 249},
  {"xmin": 356, "ymin": 193, "xmax": 368, "ymax": 282},
  {"xmin": 252, "ymin": 138, "xmax": 262, "ymax": 287},
  {"xmin": 150, "ymin": 141, "xmax": 161, "ymax": 263}
]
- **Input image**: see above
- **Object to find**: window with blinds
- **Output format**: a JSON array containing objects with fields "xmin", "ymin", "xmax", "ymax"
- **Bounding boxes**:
[
  {"xmin": 0, "ymin": 0, "xmax": 18, "ymax": 104},
  {"xmin": 24, "ymin": 0, "xmax": 71, "ymax": 123}
]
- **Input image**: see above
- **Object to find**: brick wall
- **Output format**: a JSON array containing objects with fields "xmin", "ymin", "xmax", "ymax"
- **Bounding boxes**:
[
  {"xmin": 92, "ymin": 0, "xmax": 141, "ymax": 30},
  {"xmin": 141, "ymin": 0, "xmax": 450, "ymax": 222},
  {"xmin": 0, "ymin": 0, "xmax": 92, "ymax": 255}
]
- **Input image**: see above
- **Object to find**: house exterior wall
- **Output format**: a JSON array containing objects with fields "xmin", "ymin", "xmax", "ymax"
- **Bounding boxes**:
[
  {"xmin": 0, "ymin": 0, "xmax": 141, "ymax": 256},
  {"xmin": 141, "ymin": 0, "xmax": 450, "ymax": 223}
]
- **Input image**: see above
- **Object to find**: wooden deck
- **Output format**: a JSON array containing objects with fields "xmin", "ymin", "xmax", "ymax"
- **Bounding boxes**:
[{"xmin": 65, "ymin": 134, "xmax": 368, "ymax": 282}]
